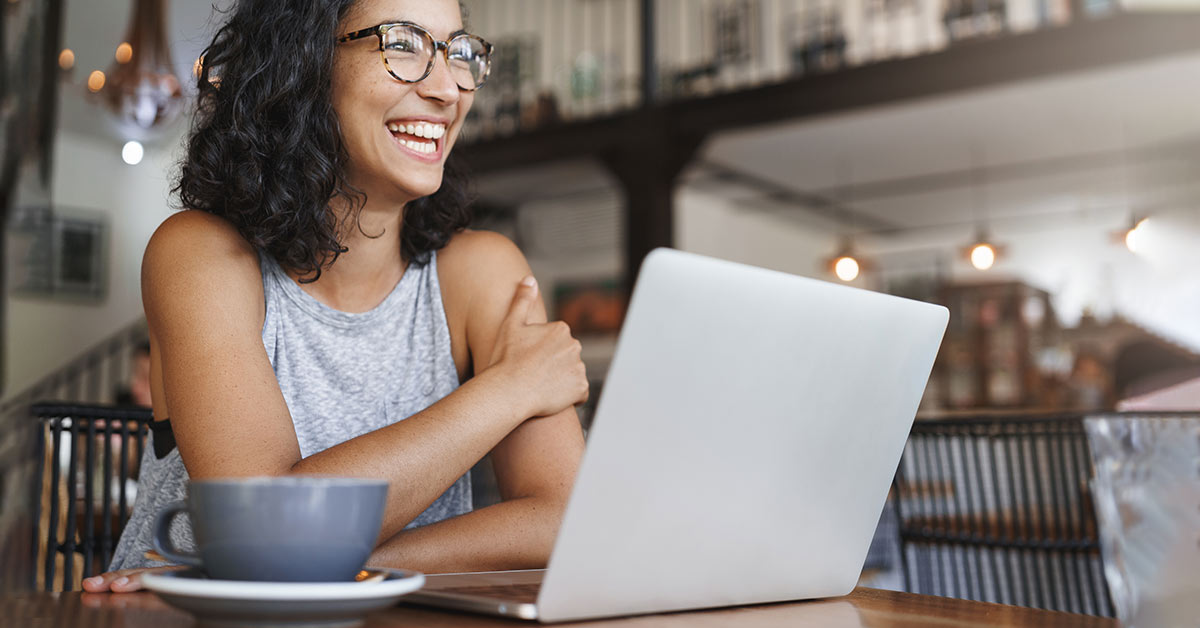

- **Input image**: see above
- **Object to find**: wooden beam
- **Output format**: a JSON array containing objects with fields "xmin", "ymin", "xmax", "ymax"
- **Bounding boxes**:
[
  {"xmin": 694, "ymin": 160, "xmax": 899, "ymax": 233},
  {"xmin": 459, "ymin": 114, "xmax": 632, "ymax": 174}
]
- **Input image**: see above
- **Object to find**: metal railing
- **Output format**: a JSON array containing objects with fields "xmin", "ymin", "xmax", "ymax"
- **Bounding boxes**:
[{"xmin": 461, "ymin": 0, "xmax": 1118, "ymax": 141}]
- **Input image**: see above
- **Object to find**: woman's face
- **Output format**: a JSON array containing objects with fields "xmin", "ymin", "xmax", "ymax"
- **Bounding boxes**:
[{"xmin": 332, "ymin": 0, "xmax": 474, "ymax": 205}]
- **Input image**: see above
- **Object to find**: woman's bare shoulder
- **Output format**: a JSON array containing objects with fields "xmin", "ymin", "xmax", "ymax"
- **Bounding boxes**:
[
  {"xmin": 146, "ymin": 210, "xmax": 256, "ymax": 261},
  {"xmin": 437, "ymin": 229, "xmax": 532, "ymax": 301},
  {"xmin": 142, "ymin": 210, "xmax": 264, "ymax": 319}
]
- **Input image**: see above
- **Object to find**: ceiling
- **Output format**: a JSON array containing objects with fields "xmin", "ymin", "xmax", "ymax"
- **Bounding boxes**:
[{"xmin": 695, "ymin": 50, "xmax": 1200, "ymax": 237}]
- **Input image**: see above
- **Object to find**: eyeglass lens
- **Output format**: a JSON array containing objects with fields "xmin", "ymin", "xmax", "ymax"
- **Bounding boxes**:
[{"xmin": 382, "ymin": 25, "xmax": 489, "ymax": 89}]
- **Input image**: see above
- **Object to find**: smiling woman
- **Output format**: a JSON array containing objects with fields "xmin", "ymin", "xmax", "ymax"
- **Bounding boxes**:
[
  {"xmin": 176, "ymin": 0, "xmax": 477, "ymax": 279},
  {"xmin": 84, "ymin": 0, "xmax": 588, "ymax": 593}
]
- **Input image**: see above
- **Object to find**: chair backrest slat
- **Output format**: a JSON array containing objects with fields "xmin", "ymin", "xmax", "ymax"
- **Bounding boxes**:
[
  {"xmin": 894, "ymin": 413, "xmax": 1110, "ymax": 615},
  {"xmin": 895, "ymin": 411, "xmax": 1200, "ymax": 617},
  {"xmin": 29, "ymin": 403, "xmax": 153, "ymax": 592},
  {"xmin": 100, "ymin": 420, "xmax": 114, "ymax": 573}
]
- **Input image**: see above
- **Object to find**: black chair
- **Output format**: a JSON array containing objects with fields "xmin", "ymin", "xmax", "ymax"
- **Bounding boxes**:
[
  {"xmin": 891, "ymin": 413, "xmax": 1113, "ymax": 616},
  {"xmin": 31, "ymin": 403, "xmax": 152, "ymax": 591}
]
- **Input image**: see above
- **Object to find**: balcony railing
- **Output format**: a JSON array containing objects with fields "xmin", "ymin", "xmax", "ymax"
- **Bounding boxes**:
[{"xmin": 461, "ymin": 0, "xmax": 1123, "ymax": 142}]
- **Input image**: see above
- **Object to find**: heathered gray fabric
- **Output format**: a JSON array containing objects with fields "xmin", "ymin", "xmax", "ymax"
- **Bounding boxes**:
[{"xmin": 109, "ymin": 250, "xmax": 471, "ymax": 570}]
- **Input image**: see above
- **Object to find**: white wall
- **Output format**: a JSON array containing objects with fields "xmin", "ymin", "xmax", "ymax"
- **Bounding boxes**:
[
  {"xmin": 2, "ymin": 131, "xmax": 177, "ymax": 399},
  {"xmin": 675, "ymin": 186, "xmax": 839, "ymax": 281}
]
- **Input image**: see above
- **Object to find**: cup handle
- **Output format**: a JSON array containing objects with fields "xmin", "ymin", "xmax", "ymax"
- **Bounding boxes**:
[{"xmin": 152, "ymin": 501, "xmax": 203, "ymax": 568}]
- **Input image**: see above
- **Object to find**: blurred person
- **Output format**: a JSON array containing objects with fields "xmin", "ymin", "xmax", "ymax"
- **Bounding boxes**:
[
  {"xmin": 114, "ymin": 341, "xmax": 152, "ymax": 407},
  {"xmin": 85, "ymin": 0, "xmax": 587, "ymax": 592},
  {"xmin": 103, "ymin": 340, "xmax": 153, "ymax": 485},
  {"xmin": 1066, "ymin": 349, "xmax": 1113, "ymax": 410}
]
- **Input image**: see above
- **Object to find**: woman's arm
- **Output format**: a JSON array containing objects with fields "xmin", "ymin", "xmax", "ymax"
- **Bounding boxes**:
[
  {"xmin": 367, "ymin": 231, "xmax": 586, "ymax": 572},
  {"xmin": 143, "ymin": 212, "xmax": 584, "ymax": 541},
  {"xmin": 84, "ymin": 217, "xmax": 584, "ymax": 593}
]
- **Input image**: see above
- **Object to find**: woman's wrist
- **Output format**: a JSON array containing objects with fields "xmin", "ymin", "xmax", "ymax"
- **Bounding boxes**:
[{"xmin": 471, "ymin": 364, "xmax": 532, "ymax": 426}]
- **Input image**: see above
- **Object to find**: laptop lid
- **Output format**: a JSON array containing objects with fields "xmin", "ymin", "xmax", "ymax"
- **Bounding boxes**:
[{"xmin": 535, "ymin": 248, "xmax": 948, "ymax": 622}]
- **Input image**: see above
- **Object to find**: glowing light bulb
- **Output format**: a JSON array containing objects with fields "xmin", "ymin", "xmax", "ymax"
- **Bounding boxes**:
[
  {"xmin": 87, "ymin": 70, "xmax": 106, "ymax": 92},
  {"xmin": 122, "ymin": 140, "xmax": 144, "ymax": 166},
  {"xmin": 1125, "ymin": 218, "xmax": 1149, "ymax": 254},
  {"xmin": 970, "ymin": 243, "xmax": 996, "ymax": 270},
  {"xmin": 115, "ymin": 42, "xmax": 133, "ymax": 64},
  {"xmin": 58, "ymin": 48, "xmax": 75, "ymax": 70},
  {"xmin": 834, "ymin": 256, "xmax": 860, "ymax": 282}
]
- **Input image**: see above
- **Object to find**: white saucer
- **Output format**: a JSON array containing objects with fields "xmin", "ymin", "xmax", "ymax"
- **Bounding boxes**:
[{"xmin": 141, "ymin": 568, "xmax": 424, "ymax": 627}]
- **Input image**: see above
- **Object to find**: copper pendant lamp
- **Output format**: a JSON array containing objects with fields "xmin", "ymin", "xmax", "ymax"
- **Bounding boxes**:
[{"xmin": 100, "ymin": 0, "xmax": 185, "ymax": 135}]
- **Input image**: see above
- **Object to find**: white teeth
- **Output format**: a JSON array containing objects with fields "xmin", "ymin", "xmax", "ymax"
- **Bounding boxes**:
[
  {"xmin": 401, "ymin": 138, "xmax": 435, "ymax": 154},
  {"xmin": 388, "ymin": 121, "xmax": 446, "ymax": 149}
]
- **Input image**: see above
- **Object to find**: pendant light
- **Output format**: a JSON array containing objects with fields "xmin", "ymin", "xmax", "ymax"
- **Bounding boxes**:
[
  {"xmin": 99, "ymin": 0, "xmax": 185, "ymax": 135},
  {"xmin": 963, "ymin": 149, "xmax": 1003, "ymax": 271},
  {"xmin": 825, "ymin": 163, "xmax": 869, "ymax": 282},
  {"xmin": 1111, "ymin": 142, "xmax": 1150, "ymax": 255}
]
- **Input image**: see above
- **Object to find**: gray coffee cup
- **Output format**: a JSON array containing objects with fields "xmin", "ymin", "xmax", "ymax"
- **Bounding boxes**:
[{"xmin": 153, "ymin": 476, "xmax": 388, "ymax": 582}]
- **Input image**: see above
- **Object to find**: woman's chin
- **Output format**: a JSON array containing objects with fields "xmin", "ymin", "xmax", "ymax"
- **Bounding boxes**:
[{"xmin": 401, "ymin": 178, "xmax": 445, "ymax": 201}]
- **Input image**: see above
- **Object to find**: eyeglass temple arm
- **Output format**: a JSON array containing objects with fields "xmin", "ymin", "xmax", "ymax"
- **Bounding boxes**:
[{"xmin": 336, "ymin": 26, "xmax": 381, "ymax": 44}]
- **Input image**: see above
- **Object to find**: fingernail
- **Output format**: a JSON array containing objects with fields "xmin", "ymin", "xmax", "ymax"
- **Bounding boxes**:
[
  {"xmin": 521, "ymin": 276, "xmax": 536, "ymax": 288},
  {"xmin": 114, "ymin": 577, "xmax": 129, "ymax": 587},
  {"xmin": 84, "ymin": 576, "xmax": 102, "ymax": 586}
]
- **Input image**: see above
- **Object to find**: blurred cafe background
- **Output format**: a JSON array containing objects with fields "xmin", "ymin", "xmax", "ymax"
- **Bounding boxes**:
[{"xmin": 2, "ymin": 0, "xmax": 1199, "ymax": 620}]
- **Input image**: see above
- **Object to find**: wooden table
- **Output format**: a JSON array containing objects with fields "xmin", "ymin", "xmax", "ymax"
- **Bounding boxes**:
[{"xmin": 2, "ymin": 587, "xmax": 1116, "ymax": 627}]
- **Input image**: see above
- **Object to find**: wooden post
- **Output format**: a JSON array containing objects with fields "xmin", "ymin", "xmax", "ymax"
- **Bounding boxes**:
[{"xmin": 601, "ymin": 111, "xmax": 705, "ymax": 293}]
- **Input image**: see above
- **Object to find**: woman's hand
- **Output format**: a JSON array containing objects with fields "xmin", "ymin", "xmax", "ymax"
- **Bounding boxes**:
[
  {"xmin": 81, "ymin": 565, "xmax": 184, "ymax": 593},
  {"xmin": 487, "ymin": 276, "xmax": 589, "ymax": 418}
]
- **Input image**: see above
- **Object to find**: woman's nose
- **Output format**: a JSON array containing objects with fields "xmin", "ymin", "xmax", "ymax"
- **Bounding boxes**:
[{"xmin": 416, "ymin": 51, "xmax": 461, "ymax": 104}]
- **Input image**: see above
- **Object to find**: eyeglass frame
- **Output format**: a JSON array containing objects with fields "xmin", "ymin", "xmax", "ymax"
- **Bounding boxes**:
[{"xmin": 336, "ymin": 21, "xmax": 493, "ymax": 91}]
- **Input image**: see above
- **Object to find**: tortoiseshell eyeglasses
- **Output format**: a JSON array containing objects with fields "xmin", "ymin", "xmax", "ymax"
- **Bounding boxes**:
[{"xmin": 336, "ymin": 22, "xmax": 493, "ymax": 91}]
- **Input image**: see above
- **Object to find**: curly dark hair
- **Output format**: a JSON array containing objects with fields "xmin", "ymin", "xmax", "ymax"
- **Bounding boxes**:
[{"xmin": 175, "ymin": 0, "xmax": 472, "ymax": 282}]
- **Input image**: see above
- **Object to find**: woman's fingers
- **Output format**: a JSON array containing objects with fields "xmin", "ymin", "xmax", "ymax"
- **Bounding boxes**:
[
  {"xmin": 81, "ymin": 565, "xmax": 182, "ymax": 593},
  {"xmin": 81, "ymin": 569, "xmax": 139, "ymax": 592}
]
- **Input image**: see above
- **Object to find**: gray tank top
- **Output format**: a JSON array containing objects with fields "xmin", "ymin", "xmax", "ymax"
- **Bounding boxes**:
[{"xmin": 109, "ymin": 250, "xmax": 471, "ymax": 571}]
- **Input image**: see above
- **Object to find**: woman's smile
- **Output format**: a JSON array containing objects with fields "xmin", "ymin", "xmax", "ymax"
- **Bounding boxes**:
[{"xmin": 386, "ymin": 117, "xmax": 448, "ymax": 162}]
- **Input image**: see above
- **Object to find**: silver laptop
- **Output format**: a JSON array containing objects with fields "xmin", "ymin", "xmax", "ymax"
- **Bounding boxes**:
[{"xmin": 406, "ymin": 248, "xmax": 948, "ymax": 622}]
